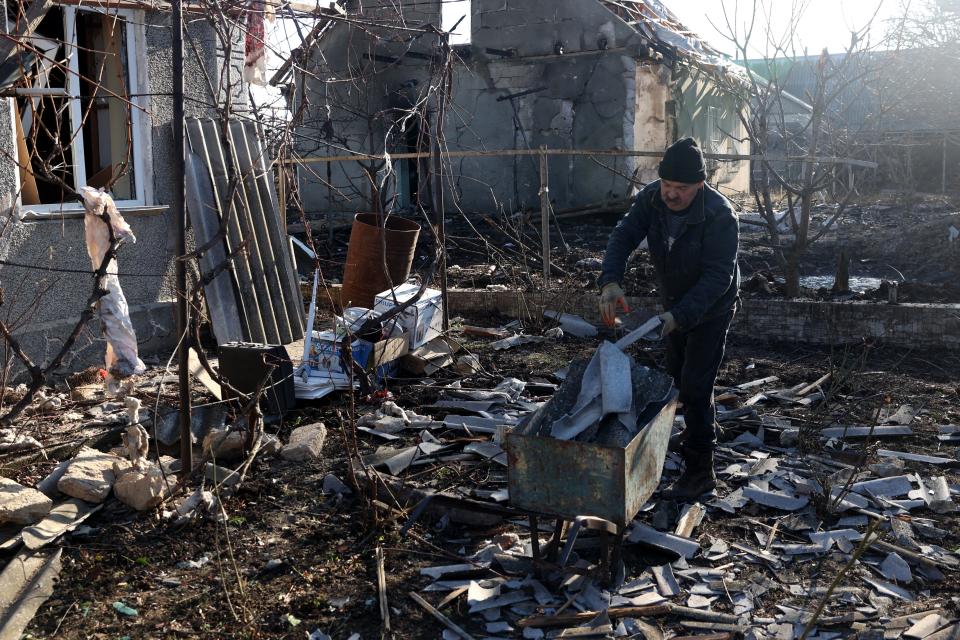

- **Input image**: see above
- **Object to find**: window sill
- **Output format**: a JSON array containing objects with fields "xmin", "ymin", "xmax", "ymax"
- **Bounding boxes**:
[{"xmin": 18, "ymin": 204, "xmax": 170, "ymax": 222}]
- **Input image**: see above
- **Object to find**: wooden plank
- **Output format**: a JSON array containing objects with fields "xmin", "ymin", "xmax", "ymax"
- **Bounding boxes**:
[
  {"xmin": 794, "ymin": 373, "xmax": 831, "ymax": 397},
  {"xmin": 735, "ymin": 376, "xmax": 779, "ymax": 391},
  {"xmin": 674, "ymin": 502, "xmax": 705, "ymax": 538},
  {"xmin": 376, "ymin": 546, "xmax": 390, "ymax": 633},
  {"xmin": 539, "ymin": 147, "xmax": 550, "ymax": 281},
  {"xmin": 188, "ymin": 348, "xmax": 222, "ymax": 400}
]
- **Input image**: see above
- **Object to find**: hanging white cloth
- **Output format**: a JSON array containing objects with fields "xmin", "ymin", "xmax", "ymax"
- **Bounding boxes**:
[{"xmin": 80, "ymin": 186, "xmax": 146, "ymax": 383}]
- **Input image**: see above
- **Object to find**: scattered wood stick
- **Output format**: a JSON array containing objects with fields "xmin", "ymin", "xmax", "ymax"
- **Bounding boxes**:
[
  {"xmin": 674, "ymin": 503, "xmax": 705, "ymax": 538},
  {"xmin": 794, "ymin": 373, "xmax": 831, "ymax": 398},
  {"xmin": 765, "ymin": 519, "xmax": 781, "ymax": 553},
  {"xmin": 518, "ymin": 603, "xmax": 739, "ymax": 629},
  {"xmin": 436, "ymin": 585, "xmax": 469, "ymax": 610},
  {"xmin": 376, "ymin": 546, "xmax": 390, "ymax": 633},
  {"xmin": 409, "ymin": 591, "xmax": 477, "ymax": 640},
  {"xmin": 678, "ymin": 620, "xmax": 744, "ymax": 632}
]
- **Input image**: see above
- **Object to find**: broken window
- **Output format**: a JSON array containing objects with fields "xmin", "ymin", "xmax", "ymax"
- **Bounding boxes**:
[
  {"xmin": 441, "ymin": 0, "xmax": 471, "ymax": 46},
  {"xmin": 12, "ymin": 6, "xmax": 144, "ymax": 207},
  {"xmin": 707, "ymin": 105, "xmax": 721, "ymax": 149}
]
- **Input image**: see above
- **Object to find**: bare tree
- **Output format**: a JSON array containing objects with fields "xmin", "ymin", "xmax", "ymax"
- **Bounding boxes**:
[{"xmin": 715, "ymin": 0, "xmax": 891, "ymax": 297}]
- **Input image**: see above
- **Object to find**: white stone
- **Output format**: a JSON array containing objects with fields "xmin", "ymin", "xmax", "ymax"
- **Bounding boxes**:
[
  {"xmin": 0, "ymin": 477, "xmax": 53, "ymax": 525},
  {"xmin": 202, "ymin": 427, "xmax": 246, "ymax": 461},
  {"xmin": 57, "ymin": 447, "xmax": 128, "ymax": 503},
  {"xmin": 114, "ymin": 463, "xmax": 169, "ymax": 511},
  {"xmin": 260, "ymin": 434, "xmax": 282, "ymax": 456},
  {"xmin": 281, "ymin": 423, "xmax": 327, "ymax": 462}
]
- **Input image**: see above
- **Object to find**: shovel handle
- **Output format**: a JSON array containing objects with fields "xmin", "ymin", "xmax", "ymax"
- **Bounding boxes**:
[{"xmin": 613, "ymin": 316, "xmax": 663, "ymax": 351}]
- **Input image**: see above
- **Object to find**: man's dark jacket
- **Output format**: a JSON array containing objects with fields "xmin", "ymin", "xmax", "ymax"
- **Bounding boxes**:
[{"xmin": 598, "ymin": 181, "xmax": 740, "ymax": 330}]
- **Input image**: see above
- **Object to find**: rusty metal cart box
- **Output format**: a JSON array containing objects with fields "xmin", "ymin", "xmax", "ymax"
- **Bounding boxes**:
[{"xmin": 504, "ymin": 361, "xmax": 677, "ymax": 527}]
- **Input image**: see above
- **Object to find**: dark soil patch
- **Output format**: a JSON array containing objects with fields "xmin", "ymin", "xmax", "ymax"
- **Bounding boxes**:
[{"xmin": 21, "ymin": 330, "xmax": 960, "ymax": 639}]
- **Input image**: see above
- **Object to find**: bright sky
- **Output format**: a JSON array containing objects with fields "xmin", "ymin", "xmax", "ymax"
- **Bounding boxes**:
[{"xmin": 667, "ymin": 0, "xmax": 906, "ymax": 59}]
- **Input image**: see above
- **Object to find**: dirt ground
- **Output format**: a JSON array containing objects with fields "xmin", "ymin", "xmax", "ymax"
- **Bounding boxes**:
[{"xmin": 15, "ymin": 319, "xmax": 960, "ymax": 639}]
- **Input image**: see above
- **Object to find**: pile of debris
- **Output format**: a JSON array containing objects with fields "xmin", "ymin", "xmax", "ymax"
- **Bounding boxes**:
[{"xmin": 328, "ymin": 346, "xmax": 959, "ymax": 639}]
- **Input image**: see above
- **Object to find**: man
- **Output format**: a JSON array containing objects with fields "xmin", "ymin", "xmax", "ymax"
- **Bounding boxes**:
[{"xmin": 597, "ymin": 137, "xmax": 740, "ymax": 501}]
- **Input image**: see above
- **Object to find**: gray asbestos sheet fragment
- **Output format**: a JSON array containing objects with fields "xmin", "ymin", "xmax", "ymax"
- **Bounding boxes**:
[
  {"xmin": 928, "ymin": 476, "xmax": 957, "ymax": 514},
  {"xmin": 863, "ymin": 576, "xmax": 915, "ymax": 601},
  {"xmin": 469, "ymin": 590, "xmax": 530, "ymax": 613},
  {"xmin": 808, "ymin": 529, "xmax": 862, "ymax": 549},
  {"xmin": 742, "ymin": 486, "xmax": 809, "ymax": 511},
  {"xmin": 467, "ymin": 580, "xmax": 500, "ymax": 608},
  {"xmin": 599, "ymin": 341, "xmax": 632, "ymax": 415},
  {"xmin": 550, "ymin": 347, "xmax": 603, "ymax": 440},
  {"xmin": 628, "ymin": 524, "xmax": 699, "ymax": 559},
  {"xmin": 544, "ymin": 310, "xmax": 598, "ymax": 339},
  {"xmin": 651, "ymin": 564, "xmax": 680, "ymax": 597},
  {"xmin": 464, "ymin": 441, "xmax": 507, "ymax": 466},
  {"xmin": 549, "ymin": 397, "xmax": 603, "ymax": 441},
  {"xmin": 878, "ymin": 450, "xmax": 954, "ymax": 465},
  {"xmin": 851, "ymin": 475, "xmax": 914, "ymax": 498},
  {"xmin": 820, "ymin": 425, "xmax": 913, "ymax": 439},
  {"xmin": 879, "ymin": 552, "xmax": 913, "ymax": 584},
  {"xmin": 903, "ymin": 614, "xmax": 949, "ymax": 640},
  {"xmin": 523, "ymin": 577, "xmax": 555, "ymax": 605},
  {"xmin": 22, "ymin": 499, "xmax": 101, "ymax": 550},
  {"xmin": 829, "ymin": 487, "xmax": 871, "ymax": 511}
]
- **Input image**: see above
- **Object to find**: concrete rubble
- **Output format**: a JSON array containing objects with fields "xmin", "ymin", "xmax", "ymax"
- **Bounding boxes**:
[
  {"xmin": 57, "ymin": 447, "xmax": 129, "ymax": 504},
  {"xmin": 0, "ymin": 478, "xmax": 52, "ymax": 525},
  {"xmin": 280, "ymin": 422, "xmax": 327, "ymax": 462}
]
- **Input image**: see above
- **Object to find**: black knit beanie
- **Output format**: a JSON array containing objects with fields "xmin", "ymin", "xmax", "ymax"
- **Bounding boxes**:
[{"xmin": 658, "ymin": 137, "xmax": 707, "ymax": 183}]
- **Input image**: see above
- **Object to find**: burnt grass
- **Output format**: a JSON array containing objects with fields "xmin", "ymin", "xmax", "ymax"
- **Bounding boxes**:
[{"xmin": 24, "ymin": 327, "xmax": 960, "ymax": 639}]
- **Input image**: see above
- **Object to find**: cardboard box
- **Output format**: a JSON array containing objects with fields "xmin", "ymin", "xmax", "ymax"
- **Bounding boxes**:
[
  {"xmin": 401, "ymin": 336, "xmax": 461, "ymax": 375},
  {"xmin": 301, "ymin": 330, "xmax": 409, "ymax": 383},
  {"xmin": 374, "ymin": 283, "xmax": 443, "ymax": 350},
  {"xmin": 354, "ymin": 333, "xmax": 410, "ymax": 375}
]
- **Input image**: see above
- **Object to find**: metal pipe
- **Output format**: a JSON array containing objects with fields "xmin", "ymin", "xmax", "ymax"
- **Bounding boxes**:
[{"xmin": 172, "ymin": 0, "xmax": 192, "ymax": 477}]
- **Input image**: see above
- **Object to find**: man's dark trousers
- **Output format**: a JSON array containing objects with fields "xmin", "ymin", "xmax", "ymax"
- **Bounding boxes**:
[{"xmin": 665, "ymin": 310, "xmax": 734, "ymax": 453}]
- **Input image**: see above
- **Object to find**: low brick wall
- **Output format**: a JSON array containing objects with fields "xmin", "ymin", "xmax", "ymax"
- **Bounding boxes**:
[{"xmin": 438, "ymin": 289, "xmax": 960, "ymax": 351}]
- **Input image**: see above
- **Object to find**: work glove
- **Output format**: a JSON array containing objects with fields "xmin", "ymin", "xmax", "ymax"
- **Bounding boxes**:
[
  {"xmin": 659, "ymin": 311, "xmax": 680, "ymax": 337},
  {"xmin": 599, "ymin": 283, "xmax": 629, "ymax": 327}
]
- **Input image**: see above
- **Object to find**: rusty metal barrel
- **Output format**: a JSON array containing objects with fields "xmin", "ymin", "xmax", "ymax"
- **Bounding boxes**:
[{"xmin": 340, "ymin": 213, "xmax": 421, "ymax": 309}]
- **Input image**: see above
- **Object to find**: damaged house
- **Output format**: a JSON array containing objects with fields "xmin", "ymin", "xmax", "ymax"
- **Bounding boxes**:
[
  {"xmin": 285, "ymin": 0, "xmax": 751, "ymax": 220},
  {"xmin": 0, "ymin": 2, "xmax": 247, "ymax": 372}
]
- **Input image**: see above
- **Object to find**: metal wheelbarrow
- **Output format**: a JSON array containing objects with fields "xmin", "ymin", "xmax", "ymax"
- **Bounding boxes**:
[{"xmin": 504, "ymin": 355, "xmax": 678, "ymax": 584}]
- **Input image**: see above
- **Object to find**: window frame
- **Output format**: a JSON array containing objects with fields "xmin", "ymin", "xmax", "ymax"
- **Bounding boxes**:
[{"xmin": 12, "ymin": 5, "xmax": 152, "ymax": 216}]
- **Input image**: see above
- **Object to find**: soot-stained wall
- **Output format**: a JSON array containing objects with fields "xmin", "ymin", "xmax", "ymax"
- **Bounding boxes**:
[{"xmin": 296, "ymin": 0, "xmax": 750, "ymax": 219}]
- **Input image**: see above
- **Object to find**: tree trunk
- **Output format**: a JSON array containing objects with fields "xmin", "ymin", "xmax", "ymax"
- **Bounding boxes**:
[{"xmin": 832, "ymin": 248, "xmax": 850, "ymax": 294}]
